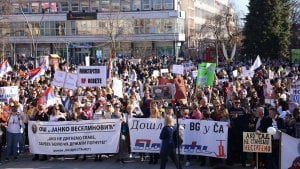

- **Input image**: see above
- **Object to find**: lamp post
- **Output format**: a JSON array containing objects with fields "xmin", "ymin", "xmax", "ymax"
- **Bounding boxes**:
[{"xmin": 66, "ymin": 41, "xmax": 70, "ymax": 66}]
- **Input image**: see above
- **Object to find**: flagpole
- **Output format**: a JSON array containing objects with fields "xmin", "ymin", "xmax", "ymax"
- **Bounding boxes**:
[
  {"xmin": 279, "ymin": 130, "xmax": 282, "ymax": 169},
  {"xmin": 256, "ymin": 152, "xmax": 259, "ymax": 169}
]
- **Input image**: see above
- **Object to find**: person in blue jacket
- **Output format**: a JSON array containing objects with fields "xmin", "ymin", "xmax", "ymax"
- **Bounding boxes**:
[{"xmin": 159, "ymin": 116, "xmax": 182, "ymax": 169}]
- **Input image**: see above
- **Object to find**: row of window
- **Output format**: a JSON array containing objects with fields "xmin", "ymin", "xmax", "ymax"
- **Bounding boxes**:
[
  {"xmin": 4, "ymin": 19, "xmax": 184, "ymax": 37},
  {"xmin": 13, "ymin": 0, "xmax": 174, "ymax": 14}
]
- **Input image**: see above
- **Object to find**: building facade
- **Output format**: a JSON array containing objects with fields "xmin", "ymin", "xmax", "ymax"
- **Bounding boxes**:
[{"xmin": 1, "ymin": 0, "xmax": 185, "ymax": 64}]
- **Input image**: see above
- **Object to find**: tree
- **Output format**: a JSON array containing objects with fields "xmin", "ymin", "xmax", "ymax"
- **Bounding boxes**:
[
  {"xmin": 291, "ymin": 0, "xmax": 300, "ymax": 49},
  {"xmin": 0, "ymin": 0, "xmax": 13, "ymax": 61},
  {"xmin": 242, "ymin": 0, "xmax": 292, "ymax": 59}
]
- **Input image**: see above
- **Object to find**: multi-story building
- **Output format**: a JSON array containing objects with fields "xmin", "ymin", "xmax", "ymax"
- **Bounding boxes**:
[
  {"xmin": 1, "ymin": 0, "xmax": 185, "ymax": 64},
  {"xmin": 0, "ymin": 0, "xmax": 231, "ymax": 64}
]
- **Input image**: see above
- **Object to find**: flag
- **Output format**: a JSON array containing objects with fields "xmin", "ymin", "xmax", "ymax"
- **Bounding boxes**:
[
  {"xmin": 250, "ymin": 55, "xmax": 262, "ymax": 71},
  {"xmin": 196, "ymin": 62, "xmax": 216, "ymax": 86},
  {"xmin": 281, "ymin": 132, "xmax": 300, "ymax": 169},
  {"xmin": 37, "ymin": 87, "xmax": 56, "ymax": 107},
  {"xmin": 28, "ymin": 61, "xmax": 47, "ymax": 81},
  {"xmin": 0, "ymin": 59, "xmax": 12, "ymax": 77}
]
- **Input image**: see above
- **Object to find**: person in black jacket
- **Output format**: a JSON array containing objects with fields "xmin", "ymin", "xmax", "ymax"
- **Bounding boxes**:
[
  {"xmin": 159, "ymin": 116, "xmax": 182, "ymax": 169},
  {"xmin": 32, "ymin": 105, "xmax": 49, "ymax": 161},
  {"xmin": 266, "ymin": 107, "xmax": 285, "ymax": 169}
]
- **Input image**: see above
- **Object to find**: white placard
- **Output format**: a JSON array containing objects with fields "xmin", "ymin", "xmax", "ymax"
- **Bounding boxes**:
[
  {"xmin": 290, "ymin": 81, "xmax": 300, "ymax": 104},
  {"xmin": 28, "ymin": 120, "xmax": 121, "ymax": 155},
  {"xmin": 152, "ymin": 70, "xmax": 160, "ymax": 77},
  {"xmin": 232, "ymin": 70, "xmax": 238, "ymax": 77},
  {"xmin": 129, "ymin": 118, "xmax": 228, "ymax": 158},
  {"xmin": 64, "ymin": 73, "xmax": 78, "ymax": 90},
  {"xmin": 77, "ymin": 66, "xmax": 107, "ymax": 87},
  {"xmin": 160, "ymin": 69, "xmax": 169, "ymax": 74},
  {"xmin": 52, "ymin": 70, "xmax": 67, "ymax": 88},
  {"xmin": 112, "ymin": 78, "xmax": 123, "ymax": 98},
  {"xmin": 0, "ymin": 86, "xmax": 19, "ymax": 103},
  {"xmin": 241, "ymin": 70, "xmax": 255, "ymax": 78},
  {"xmin": 171, "ymin": 64, "xmax": 184, "ymax": 75}
]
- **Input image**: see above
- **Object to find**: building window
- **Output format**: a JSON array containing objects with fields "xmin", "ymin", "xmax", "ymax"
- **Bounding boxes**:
[
  {"xmin": 121, "ymin": 0, "xmax": 130, "ymax": 11},
  {"xmin": 20, "ymin": 2, "xmax": 29, "ymax": 13},
  {"xmin": 101, "ymin": 0, "xmax": 110, "ymax": 12},
  {"xmin": 142, "ymin": 0, "xmax": 151, "ymax": 10},
  {"xmin": 50, "ymin": 2, "xmax": 58, "ymax": 13},
  {"xmin": 132, "ymin": 0, "xmax": 141, "ymax": 11},
  {"xmin": 164, "ymin": 0, "xmax": 173, "ymax": 9},
  {"xmin": 153, "ymin": 0, "xmax": 162, "ymax": 10},
  {"xmin": 61, "ymin": 1, "xmax": 69, "ymax": 12},
  {"xmin": 111, "ymin": 0, "xmax": 120, "ymax": 11},
  {"xmin": 30, "ymin": 2, "xmax": 40, "ymax": 13},
  {"xmin": 71, "ymin": 0, "xmax": 80, "ymax": 12},
  {"xmin": 41, "ymin": 3, "xmax": 51, "ymax": 13},
  {"xmin": 91, "ymin": 0, "xmax": 100, "ymax": 11},
  {"xmin": 81, "ymin": 0, "xmax": 89, "ymax": 12}
]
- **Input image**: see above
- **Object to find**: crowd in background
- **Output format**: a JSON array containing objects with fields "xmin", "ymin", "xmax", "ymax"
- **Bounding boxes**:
[{"xmin": 0, "ymin": 55, "xmax": 299, "ymax": 169}]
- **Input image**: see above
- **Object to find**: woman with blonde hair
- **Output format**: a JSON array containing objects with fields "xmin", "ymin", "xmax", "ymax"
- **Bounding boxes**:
[
  {"xmin": 159, "ymin": 116, "xmax": 182, "ymax": 169},
  {"xmin": 149, "ymin": 101, "xmax": 161, "ymax": 164}
]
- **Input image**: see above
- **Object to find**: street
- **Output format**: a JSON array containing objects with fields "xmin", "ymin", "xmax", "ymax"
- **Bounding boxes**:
[{"xmin": 1, "ymin": 152, "xmax": 253, "ymax": 169}]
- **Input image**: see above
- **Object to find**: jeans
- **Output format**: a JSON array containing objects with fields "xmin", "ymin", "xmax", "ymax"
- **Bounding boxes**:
[{"xmin": 6, "ymin": 131, "xmax": 20, "ymax": 159}]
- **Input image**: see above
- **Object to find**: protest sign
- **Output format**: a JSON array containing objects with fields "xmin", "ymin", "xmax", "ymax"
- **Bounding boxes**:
[
  {"xmin": 151, "ymin": 84, "xmax": 175, "ymax": 100},
  {"xmin": 196, "ymin": 63, "xmax": 216, "ymax": 86},
  {"xmin": 160, "ymin": 69, "xmax": 169, "ymax": 74},
  {"xmin": 0, "ymin": 86, "xmax": 19, "ymax": 103},
  {"xmin": 52, "ymin": 70, "xmax": 66, "ymax": 88},
  {"xmin": 112, "ymin": 78, "xmax": 123, "ymax": 98},
  {"xmin": 52, "ymin": 71, "xmax": 77, "ymax": 90},
  {"xmin": 64, "ymin": 73, "xmax": 78, "ymax": 90},
  {"xmin": 290, "ymin": 81, "xmax": 300, "ymax": 104},
  {"xmin": 28, "ymin": 119, "xmax": 121, "ymax": 155},
  {"xmin": 171, "ymin": 64, "xmax": 184, "ymax": 75},
  {"xmin": 182, "ymin": 62, "xmax": 195, "ymax": 71},
  {"xmin": 243, "ymin": 132, "xmax": 272, "ymax": 153},
  {"xmin": 152, "ymin": 70, "xmax": 160, "ymax": 77},
  {"xmin": 129, "ymin": 118, "xmax": 228, "ymax": 158},
  {"xmin": 77, "ymin": 66, "xmax": 107, "ymax": 87}
]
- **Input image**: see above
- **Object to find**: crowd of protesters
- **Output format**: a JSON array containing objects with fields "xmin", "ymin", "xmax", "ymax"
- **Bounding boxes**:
[{"xmin": 0, "ymin": 55, "xmax": 299, "ymax": 169}]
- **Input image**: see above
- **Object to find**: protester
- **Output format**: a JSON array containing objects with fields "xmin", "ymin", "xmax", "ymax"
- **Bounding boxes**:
[{"xmin": 159, "ymin": 115, "xmax": 182, "ymax": 169}]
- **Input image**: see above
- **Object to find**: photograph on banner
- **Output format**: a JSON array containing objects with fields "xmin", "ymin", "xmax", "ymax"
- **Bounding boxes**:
[
  {"xmin": 64, "ymin": 73, "xmax": 78, "ymax": 90},
  {"xmin": 290, "ymin": 81, "xmax": 300, "ymax": 105},
  {"xmin": 28, "ymin": 119, "xmax": 121, "ymax": 155},
  {"xmin": 171, "ymin": 64, "xmax": 184, "ymax": 75},
  {"xmin": 51, "ymin": 70, "xmax": 66, "ymax": 88},
  {"xmin": 243, "ymin": 132, "xmax": 272, "ymax": 153},
  {"xmin": 0, "ymin": 86, "xmax": 19, "ymax": 103},
  {"xmin": 77, "ymin": 66, "xmax": 107, "ymax": 87},
  {"xmin": 151, "ymin": 84, "xmax": 175, "ymax": 100},
  {"xmin": 196, "ymin": 63, "xmax": 216, "ymax": 86}
]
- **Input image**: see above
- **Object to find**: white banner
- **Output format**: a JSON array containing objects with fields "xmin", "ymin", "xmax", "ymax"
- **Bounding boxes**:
[
  {"xmin": 112, "ymin": 78, "xmax": 123, "ymax": 98},
  {"xmin": 129, "ymin": 118, "xmax": 228, "ymax": 158},
  {"xmin": 290, "ymin": 81, "xmax": 300, "ymax": 104},
  {"xmin": 52, "ymin": 70, "xmax": 66, "ymax": 88},
  {"xmin": 281, "ymin": 132, "xmax": 300, "ymax": 169},
  {"xmin": 64, "ymin": 73, "xmax": 78, "ymax": 90},
  {"xmin": 77, "ymin": 66, "xmax": 107, "ymax": 87},
  {"xmin": 0, "ymin": 86, "xmax": 19, "ymax": 103},
  {"xmin": 171, "ymin": 64, "xmax": 184, "ymax": 75},
  {"xmin": 28, "ymin": 120, "xmax": 121, "ymax": 155},
  {"xmin": 243, "ymin": 132, "xmax": 272, "ymax": 153}
]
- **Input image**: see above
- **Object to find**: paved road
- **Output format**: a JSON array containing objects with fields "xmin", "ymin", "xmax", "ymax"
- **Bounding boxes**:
[{"xmin": 1, "ymin": 152, "xmax": 253, "ymax": 169}]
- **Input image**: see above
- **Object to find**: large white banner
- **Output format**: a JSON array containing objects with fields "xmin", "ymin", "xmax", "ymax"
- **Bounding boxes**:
[
  {"xmin": 77, "ymin": 66, "xmax": 107, "ymax": 87},
  {"xmin": 281, "ymin": 132, "xmax": 300, "ymax": 169},
  {"xmin": 290, "ymin": 81, "xmax": 300, "ymax": 104},
  {"xmin": 128, "ymin": 118, "xmax": 228, "ymax": 158},
  {"xmin": 52, "ymin": 71, "xmax": 77, "ymax": 90},
  {"xmin": 0, "ymin": 86, "xmax": 19, "ymax": 103},
  {"xmin": 28, "ymin": 119, "xmax": 121, "ymax": 155}
]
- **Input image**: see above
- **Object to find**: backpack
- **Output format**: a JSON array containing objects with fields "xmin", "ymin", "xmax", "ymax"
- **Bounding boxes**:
[{"xmin": 173, "ymin": 126, "xmax": 183, "ymax": 146}]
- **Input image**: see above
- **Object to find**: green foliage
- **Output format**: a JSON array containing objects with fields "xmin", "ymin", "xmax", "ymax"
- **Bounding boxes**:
[{"xmin": 242, "ymin": 0, "xmax": 292, "ymax": 59}]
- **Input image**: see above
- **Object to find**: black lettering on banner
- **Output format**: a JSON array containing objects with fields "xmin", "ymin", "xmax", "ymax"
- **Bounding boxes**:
[
  {"xmin": 79, "ymin": 69, "xmax": 100, "ymax": 74},
  {"xmin": 203, "ymin": 126, "xmax": 210, "ymax": 134},
  {"xmin": 131, "ymin": 120, "xmax": 139, "ymax": 130},
  {"xmin": 88, "ymin": 78, "xmax": 102, "ymax": 84},
  {"xmin": 213, "ymin": 123, "xmax": 224, "ymax": 133},
  {"xmin": 190, "ymin": 122, "xmax": 200, "ymax": 131}
]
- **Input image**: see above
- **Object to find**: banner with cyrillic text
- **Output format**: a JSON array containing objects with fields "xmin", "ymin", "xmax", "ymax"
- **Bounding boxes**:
[
  {"xmin": 77, "ymin": 66, "xmax": 107, "ymax": 87},
  {"xmin": 290, "ymin": 81, "xmax": 300, "ymax": 104},
  {"xmin": 28, "ymin": 120, "xmax": 121, "ymax": 155},
  {"xmin": 128, "ymin": 118, "xmax": 228, "ymax": 158},
  {"xmin": 243, "ymin": 132, "xmax": 272, "ymax": 153},
  {"xmin": 0, "ymin": 86, "xmax": 19, "ymax": 103}
]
